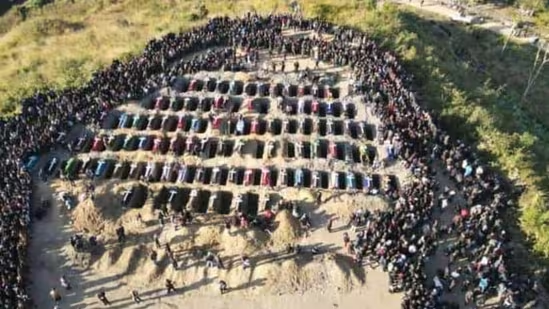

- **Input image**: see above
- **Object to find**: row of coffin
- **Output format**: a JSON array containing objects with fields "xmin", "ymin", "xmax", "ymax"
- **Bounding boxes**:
[
  {"xmin": 71, "ymin": 134, "xmax": 377, "ymax": 163},
  {"xmin": 42, "ymin": 157, "xmax": 397, "ymax": 191},
  {"xmin": 171, "ymin": 78, "xmax": 340, "ymax": 99},
  {"xmin": 122, "ymin": 185, "xmax": 269, "ymax": 216},
  {"xmin": 141, "ymin": 95, "xmax": 356, "ymax": 119},
  {"xmin": 102, "ymin": 114, "xmax": 375, "ymax": 140}
]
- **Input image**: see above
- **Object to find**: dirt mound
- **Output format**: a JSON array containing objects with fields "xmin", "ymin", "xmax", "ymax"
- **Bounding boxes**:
[
  {"xmin": 220, "ymin": 228, "xmax": 268, "ymax": 257},
  {"xmin": 116, "ymin": 245, "xmax": 146, "ymax": 276},
  {"xmin": 194, "ymin": 225, "xmax": 223, "ymax": 247},
  {"xmin": 326, "ymin": 196, "xmax": 388, "ymax": 219},
  {"xmin": 93, "ymin": 244, "xmax": 148, "ymax": 275},
  {"xmin": 270, "ymin": 210, "xmax": 301, "ymax": 249},
  {"xmin": 143, "ymin": 250, "xmax": 168, "ymax": 282},
  {"xmin": 71, "ymin": 199, "xmax": 106, "ymax": 234},
  {"xmin": 234, "ymin": 72, "xmax": 251, "ymax": 82},
  {"xmin": 266, "ymin": 259, "xmax": 323, "ymax": 294},
  {"xmin": 74, "ymin": 181, "xmax": 146, "ymax": 238},
  {"xmin": 94, "ymin": 245, "xmax": 121, "ymax": 271},
  {"xmin": 66, "ymin": 246, "xmax": 93, "ymax": 269}
]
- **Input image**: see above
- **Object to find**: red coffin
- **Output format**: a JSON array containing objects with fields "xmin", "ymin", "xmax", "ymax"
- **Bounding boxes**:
[
  {"xmin": 153, "ymin": 139, "xmax": 161, "ymax": 152},
  {"xmin": 261, "ymin": 169, "xmax": 270, "ymax": 186},
  {"xmin": 92, "ymin": 138, "xmax": 104, "ymax": 151},
  {"xmin": 189, "ymin": 79, "xmax": 197, "ymax": 91},
  {"xmin": 212, "ymin": 117, "xmax": 222, "ymax": 130},
  {"xmin": 251, "ymin": 120, "xmax": 258, "ymax": 134},
  {"xmin": 214, "ymin": 96, "xmax": 224, "ymax": 109},
  {"xmin": 312, "ymin": 100, "xmax": 319, "ymax": 113},
  {"xmin": 155, "ymin": 97, "xmax": 163, "ymax": 109}
]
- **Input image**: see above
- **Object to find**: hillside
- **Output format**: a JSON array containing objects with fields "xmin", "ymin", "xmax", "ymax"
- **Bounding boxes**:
[{"xmin": 2, "ymin": 0, "xmax": 549, "ymax": 285}]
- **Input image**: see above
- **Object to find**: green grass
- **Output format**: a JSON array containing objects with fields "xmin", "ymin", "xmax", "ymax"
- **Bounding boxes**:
[{"xmin": 2, "ymin": 0, "xmax": 549, "ymax": 280}]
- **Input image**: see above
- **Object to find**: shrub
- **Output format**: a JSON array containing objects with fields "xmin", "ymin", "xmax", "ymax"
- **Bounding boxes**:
[{"xmin": 534, "ymin": 10, "xmax": 549, "ymax": 28}]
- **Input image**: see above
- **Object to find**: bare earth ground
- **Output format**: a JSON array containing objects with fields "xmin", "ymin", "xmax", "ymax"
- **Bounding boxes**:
[{"xmin": 27, "ymin": 30, "xmax": 409, "ymax": 309}]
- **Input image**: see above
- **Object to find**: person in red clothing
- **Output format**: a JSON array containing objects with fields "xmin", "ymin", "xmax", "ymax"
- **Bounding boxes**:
[{"xmin": 263, "ymin": 208, "xmax": 274, "ymax": 222}]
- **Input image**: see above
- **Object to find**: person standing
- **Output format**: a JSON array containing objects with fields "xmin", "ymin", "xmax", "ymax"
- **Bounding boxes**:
[
  {"xmin": 165, "ymin": 279, "xmax": 176, "ymax": 294},
  {"xmin": 158, "ymin": 211, "xmax": 165, "ymax": 227},
  {"xmin": 154, "ymin": 234, "xmax": 161, "ymax": 249},
  {"xmin": 169, "ymin": 253, "xmax": 178, "ymax": 270},
  {"xmin": 327, "ymin": 217, "xmax": 335, "ymax": 233},
  {"xmin": 60, "ymin": 275, "xmax": 71, "ymax": 290},
  {"xmin": 241, "ymin": 255, "xmax": 251, "ymax": 270},
  {"xmin": 97, "ymin": 290, "xmax": 111, "ymax": 306},
  {"xmin": 150, "ymin": 250, "xmax": 158, "ymax": 266},
  {"xmin": 205, "ymin": 252, "xmax": 216, "ymax": 268},
  {"xmin": 131, "ymin": 290, "xmax": 143, "ymax": 304},
  {"xmin": 116, "ymin": 225, "xmax": 125, "ymax": 243},
  {"xmin": 215, "ymin": 254, "xmax": 225, "ymax": 269},
  {"xmin": 219, "ymin": 280, "xmax": 228, "ymax": 294},
  {"xmin": 50, "ymin": 287, "xmax": 62, "ymax": 304}
]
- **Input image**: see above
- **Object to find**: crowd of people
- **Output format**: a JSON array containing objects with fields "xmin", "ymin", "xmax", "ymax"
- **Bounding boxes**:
[{"xmin": 0, "ymin": 11, "xmax": 540, "ymax": 309}]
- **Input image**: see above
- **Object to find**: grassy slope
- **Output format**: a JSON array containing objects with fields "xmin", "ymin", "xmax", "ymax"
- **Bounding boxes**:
[{"xmin": 1, "ymin": 0, "xmax": 549, "ymax": 276}]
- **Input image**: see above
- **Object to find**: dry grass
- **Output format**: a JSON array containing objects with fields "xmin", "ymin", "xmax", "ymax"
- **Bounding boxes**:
[{"xmin": 0, "ymin": 0, "xmax": 284, "ymax": 114}]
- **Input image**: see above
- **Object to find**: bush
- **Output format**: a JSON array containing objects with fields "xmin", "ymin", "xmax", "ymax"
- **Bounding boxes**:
[{"xmin": 534, "ymin": 10, "xmax": 549, "ymax": 28}]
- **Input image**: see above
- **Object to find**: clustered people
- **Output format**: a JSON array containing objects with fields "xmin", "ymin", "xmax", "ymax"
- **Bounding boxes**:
[{"xmin": 0, "ymin": 11, "xmax": 540, "ymax": 309}]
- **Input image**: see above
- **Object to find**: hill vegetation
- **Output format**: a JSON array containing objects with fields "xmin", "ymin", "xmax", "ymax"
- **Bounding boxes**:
[{"xmin": 1, "ymin": 0, "xmax": 549, "ymax": 282}]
